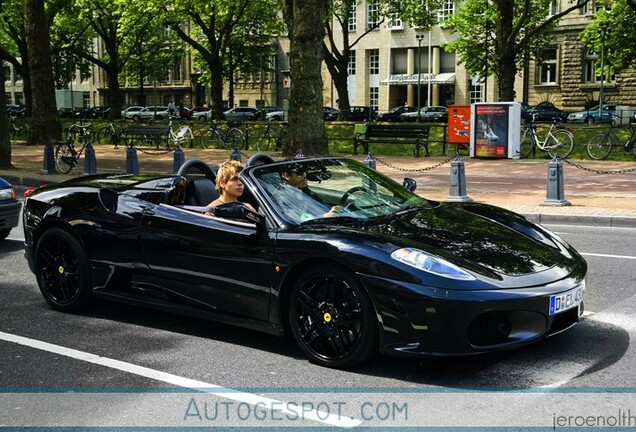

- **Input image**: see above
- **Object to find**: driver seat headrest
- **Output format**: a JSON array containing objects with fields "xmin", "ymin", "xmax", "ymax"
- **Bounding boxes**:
[{"xmin": 185, "ymin": 178, "xmax": 219, "ymax": 206}]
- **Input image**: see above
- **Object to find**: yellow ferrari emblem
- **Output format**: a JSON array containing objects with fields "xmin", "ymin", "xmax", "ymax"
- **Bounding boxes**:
[
  {"xmin": 58, "ymin": 266, "xmax": 64, "ymax": 274},
  {"xmin": 323, "ymin": 312, "xmax": 332, "ymax": 323}
]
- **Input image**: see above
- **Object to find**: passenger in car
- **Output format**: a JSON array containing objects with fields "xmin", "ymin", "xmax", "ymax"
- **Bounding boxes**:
[{"xmin": 207, "ymin": 160, "xmax": 256, "ymax": 211}]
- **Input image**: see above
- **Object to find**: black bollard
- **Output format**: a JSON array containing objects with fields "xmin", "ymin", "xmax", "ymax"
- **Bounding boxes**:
[
  {"xmin": 42, "ymin": 141, "xmax": 56, "ymax": 174},
  {"xmin": 83, "ymin": 142, "xmax": 97, "ymax": 175},
  {"xmin": 230, "ymin": 149, "xmax": 242, "ymax": 162},
  {"xmin": 126, "ymin": 145, "xmax": 139, "ymax": 175},
  {"xmin": 173, "ymin": 146, "xmax": 185, "ymax": 173}
]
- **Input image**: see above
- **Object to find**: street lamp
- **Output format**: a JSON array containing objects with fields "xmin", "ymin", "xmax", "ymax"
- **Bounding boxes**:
[{"xmin": 416, "ymin": 33, "xmax": 425, "ymax": 122}]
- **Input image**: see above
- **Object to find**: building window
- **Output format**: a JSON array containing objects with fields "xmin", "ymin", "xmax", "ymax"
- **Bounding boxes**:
[
  {"xmin": 583, "ymin": 49, "xmax": 615, "ymax": 83},
  {"xmin": 366, "ymin": 0, "xmax": 380, "ymax": 30},
  {"xmin": 469, "ymin": 75, "xmax": 484, "ymax": 103},
  {"xmin": 369, "ymin": 49, "xmax": 379, "ymax": 75},
  {"xmin": 3, "ymin": 65, "xmax": 10, "ymax": 83},
  {"xmin": 15, "ymin": 92, "xmax": 23, "ymax": 105},
  {"xmin": 369, "ymin": 87, "xmax": 379, "ymax": 111},
  {"xmin": 348, "ymin": 3, "xmax": 357, "ymax": 31},
  {"xmin": 388, "ymin": 13, "xmax": 403, "ymax": 30},
  {"xmin": 538, "ymin": 48, "xmax": 557, "ymax": 84},
  {"xmin": 83, "ymin": 92, "xmax": 91, "ymax": 107},
  {"xmin": 348, "ymin": 51, "xmax": 356, "ymax": 75},
  {"xmin": 548, "ymin": 0, "xmax": 558, "ymax": 16},
  {"xmin": 437, "ymin": 0, "xmax": 455, "ymax": 25}
]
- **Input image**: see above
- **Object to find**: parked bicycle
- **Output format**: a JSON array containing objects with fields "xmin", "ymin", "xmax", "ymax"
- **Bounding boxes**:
[
  {"xmin": 9, "ymin": 117, "xmax": 30, "ymax": 140},
  {"xmin": 197, "ymin": 120, "xmax": 245, "ymax": 150},
  {"xmin": 167, "ymin": 120, "xmax": 194, "ymax": 149},
  {"xmin": 97, "ymin": 121, "xmax": 124, "ymax": 147},
  {"xmin": 55, "ymin": 124, "xmax": 94, "ymax": 174},
  {"xmin": 520, "ymin": 116, "xmax": 574, "ymax": 159},
  {"xmin": 586, "ymin": 116, "xmax": 636, "ymax": 159},
  {"xmin": 252, "ymin": 122, "xmax": 287, "ymax": 151}
]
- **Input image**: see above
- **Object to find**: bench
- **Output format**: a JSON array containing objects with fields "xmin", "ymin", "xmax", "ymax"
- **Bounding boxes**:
[
  {"xmin": 353, "ymin": 124, "xmax": 430, "ymax": 157},
  {"xmin": 123, "ymin": 125, "xmax": 169, "ymax": 147}
]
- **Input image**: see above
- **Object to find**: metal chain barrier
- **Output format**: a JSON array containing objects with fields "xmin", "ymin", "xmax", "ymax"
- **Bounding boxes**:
[
  {"xmin": 563, "ymin": 158, "xmax": 636, "ymax": 175},
  {"xmin": 375, "ymin": 155, "xmax": 454, "ymax": 172}
]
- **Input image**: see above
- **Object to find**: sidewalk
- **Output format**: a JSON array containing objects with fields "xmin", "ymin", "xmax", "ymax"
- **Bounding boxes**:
[{"xmin": 3, "ymin": 143, "xmax": 636, "ymax": 227}]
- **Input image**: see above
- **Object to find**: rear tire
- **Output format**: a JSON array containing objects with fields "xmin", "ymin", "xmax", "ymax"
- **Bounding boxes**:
[
  {"xmin": 54, "ymin": 142, "xmax": 75, "ymax": 174},
  {"xmin": 586, "ymin": 133, "xmax": 612, "ymax": 160},
  {"xmin": 225, "ymin": 128, "xmax": 245, "ymax": 150},
  {"xmin": 34, "ymin": 228, "xmax": 92, "ymax": 312},
  {"xmin": 547, "ymin": 130, "xmax": 574, "ymax": 159}
]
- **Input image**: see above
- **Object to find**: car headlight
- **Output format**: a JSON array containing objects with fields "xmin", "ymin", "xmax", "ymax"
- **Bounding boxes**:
[
  {"xmin": 0, "ymin": 187, "xmax": 16, "ymax": 200},
  {"xmin": 391, "ymin": 248, "xmax": 476, "ymax": 280}
]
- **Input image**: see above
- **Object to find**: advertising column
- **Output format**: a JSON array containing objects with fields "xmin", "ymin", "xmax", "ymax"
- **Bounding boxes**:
[{"xmin": 470, "ymin": 102, "xmax": 521, "ymax": 159}]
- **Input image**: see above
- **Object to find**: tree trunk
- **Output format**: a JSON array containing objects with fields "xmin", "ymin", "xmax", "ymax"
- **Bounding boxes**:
[
  {"xmin": 25, "ymin": 0, "xmax": 61, "ymax": 145},
  {"xmin": 107, "ymin": 65, "xmax": 123, "ymax": 120},
  {"xmin": 286, "ymin": 0, "xmax": 328, "ymax": 156},
  {"xmin": 208, "ymin": 54, "xmax": 225, "ymax": 119},
  {"xmin": 0, "ymin": 68, "xmax": 12, "ymax": 169}
]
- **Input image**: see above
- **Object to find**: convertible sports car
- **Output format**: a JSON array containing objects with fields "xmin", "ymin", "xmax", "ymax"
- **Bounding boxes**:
[{"xmin": 23, "ymin": 155, "xmax": 587, "ymax": 368}]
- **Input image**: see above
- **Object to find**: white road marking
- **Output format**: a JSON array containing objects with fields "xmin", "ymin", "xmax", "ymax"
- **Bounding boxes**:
[
  {"xmin": 581, "ymin": 252, "xmax": 636, "ymax": 260},
  {"xmin": 0, "ymin": 331, "xmax": 361, "ymax": 428}
]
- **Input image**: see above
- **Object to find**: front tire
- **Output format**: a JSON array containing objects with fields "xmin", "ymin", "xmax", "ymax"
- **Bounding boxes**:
[
  {"xmin": 34, "ymin": 228, "xmax": 92, "ymax": 311},
  {"xmin": 54, "ymin": 143, "xmax": 75, "ymax": 174},
  {"xmin": 288, "ymin": 264, "xmax": 377, "ymax": 368},
  {"xmin": 586, "ymin": 133, "xmax": 612, "ymax": 160}
]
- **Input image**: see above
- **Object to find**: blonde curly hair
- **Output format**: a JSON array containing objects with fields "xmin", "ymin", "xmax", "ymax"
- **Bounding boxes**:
[{"xmin": 215, "ymin": 159, "xmax": 244, "ymax": 192}]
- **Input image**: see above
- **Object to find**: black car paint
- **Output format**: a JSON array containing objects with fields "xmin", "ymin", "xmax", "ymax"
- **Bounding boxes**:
[{"xmin": 23, "ymin": 161, "xmax": 586, "ymax": 357}]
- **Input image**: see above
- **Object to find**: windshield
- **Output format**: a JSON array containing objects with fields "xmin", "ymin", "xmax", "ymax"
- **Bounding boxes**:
[{"xmin": 250, "ymin": 158, "xmax": 432, "ymax": 225}]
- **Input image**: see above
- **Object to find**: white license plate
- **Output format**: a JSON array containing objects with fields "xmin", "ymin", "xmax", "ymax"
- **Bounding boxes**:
[{"xmin": 549, "ymin": 287, "xmax": 583, "ymax": 315}]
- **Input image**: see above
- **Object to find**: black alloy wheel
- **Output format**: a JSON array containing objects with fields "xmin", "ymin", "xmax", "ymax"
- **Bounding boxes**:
[
  {"xmin": 34, "ymin": 228, "xmax": 92, "ymax": 311},
  {"xmin": 289, "ymin": 265, "xmax": 377, "ymax": 368}
]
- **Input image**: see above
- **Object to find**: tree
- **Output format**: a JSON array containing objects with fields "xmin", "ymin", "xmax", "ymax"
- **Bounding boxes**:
[
  {"xmin": 323, "ymin": 0, "xmax": 438, "ymax": 118},
  {"xmin": 282, "ymin": 0, "xmax": 329, "ymax": 156},
  {"xmin": 56, "ymin": 0, "xmax": 161, "ymax": 119},
  {"xmin": 0, "ymin": 0, "xmax": 32, "ymax": 117},
  {"xmin": 0, "ymin": 57, "xmax": 11, "ymax": 168},
  {"xmin": 162, "ymin": 0, "xmax": 282, "ymax": 119},
  {"xmin": 442, "ymin": 0, "xmax": 590, "ymax": 101},
  {"xmin": 25, "ymin": 0, "xmax": 65, "ymax": 145},
  {"xmin": 580, "ymin": 2, "xmax": 636, "ymax": 74}
]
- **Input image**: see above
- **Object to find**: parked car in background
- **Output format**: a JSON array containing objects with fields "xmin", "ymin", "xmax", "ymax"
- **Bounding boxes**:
[
  {"xmin": 401, "ymin": 106, "xmax": 448, "ymax": 122},
  {"xmin": 91, "ymin": 106, "xmax": 111, "ymax": 119},
  {"xmin": 224, "ymin": 107, "xmax": 258, "ymax": 122},
  {"xmin": 58, "ymin": 107, "xmax": 76, "ymax": 118},
  {"xmin": 567, "ymin": 104, "xmax": 634, "ymax": 125},
  {"xmin": 139, "ymin": 106, "xmax": 171, "ymax": 121},
  {"xmin": 265, "ymin": 109, "xmax": 285, "ymax": 121},
  {"xmin": 523, "ymin": 102, "xmax": 569, "ymax": 123},
  {"xmin": 377, "ymin": 105, "xmax": 417, "ymax": 122},
  {"xmin": 0, "ymin": 176, "xmax": 21, "ymax": 241},
  {"xmin": 6, "ymin": 104, "xmax": 25, "ymax": 118},
  {"xmin": 253, "ymin": 106, "xmax": 283, "ymax": 121},
  {"xmin": 121, "ymin": 106, "xmax": 145, "ymax": 121},
  {"xmin": 324, "ymin": 106, "xmax": 340, "ymax": 121},
  {"xmin": 340, "ymin": 106, "xmax": 377, "ymax": 121},
  {"xmin": 190, "ymin": 107, "xmax": 212, "ymax": 121}
]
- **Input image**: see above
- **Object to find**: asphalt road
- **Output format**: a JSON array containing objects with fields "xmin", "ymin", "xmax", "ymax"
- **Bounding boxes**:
[{"xmin": 2, "ymin": 198, "xmax": 636, "ymax": 429}]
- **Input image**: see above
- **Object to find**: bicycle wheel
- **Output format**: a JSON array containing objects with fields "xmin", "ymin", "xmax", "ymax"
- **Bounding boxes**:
[
  {"xmin": 176, "ymin": 127, "xmax": 194, "ymax": 149},
  {"xmin": 520, "ymin": 128, "xmax": 536, "ymax": 158},
  {"xmin": 54, "ymin": 142, "xmax": 76, "ymax": 174},
  {"xmin": 586, "ymin": 133, "xmax": 612, "ymax": 160},
  {"xmin": 225, "ymin": 128, "xmax": 245, "ymax": 150},
  {"xmin": 254, "ymin": 129, "xmax": 272, "ymax": 152},
  {"xmin": 97, "ymin": 127, "xmax": 110, "ymax": 144},
  {"xmin": 546, "ymin": 130, "xmax": 574, "ymax": 159}
]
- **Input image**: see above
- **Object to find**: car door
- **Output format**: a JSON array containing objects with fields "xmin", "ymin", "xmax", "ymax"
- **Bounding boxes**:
[{"xmin": 139, "ymin": 204, "xmax": 275, "ymax": 320}]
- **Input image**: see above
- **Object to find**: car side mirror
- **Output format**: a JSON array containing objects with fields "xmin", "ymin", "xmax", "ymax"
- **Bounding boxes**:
[
  {"xmin": 211, "ymin": 202, "xmax": 264, "ymax": 225},
  {"xmin": 402, "ymin": 178, "xmax": 417, "ymax": 192}
]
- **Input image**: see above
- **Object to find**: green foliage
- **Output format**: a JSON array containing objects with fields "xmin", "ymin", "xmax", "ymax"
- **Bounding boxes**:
[{"xmin": 580, "ymin": 1, "xmax": 636, "ymax": 72}]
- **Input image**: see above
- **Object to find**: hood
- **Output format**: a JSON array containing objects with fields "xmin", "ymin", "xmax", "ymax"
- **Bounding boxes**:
[{"xmin": 321, "ymin": 202, "xmax": 582, "ymax": 285}]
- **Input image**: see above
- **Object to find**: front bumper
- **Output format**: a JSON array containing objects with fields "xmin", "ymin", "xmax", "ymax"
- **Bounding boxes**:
[{"xmin": 359, "ymin": 273, "xmax": 585, "ymax": 357}]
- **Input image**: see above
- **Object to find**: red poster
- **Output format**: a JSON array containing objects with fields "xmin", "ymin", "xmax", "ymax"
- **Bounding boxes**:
[{"xmin": 448, "ymin": 105, "xmax": 471, "ymax": 144}]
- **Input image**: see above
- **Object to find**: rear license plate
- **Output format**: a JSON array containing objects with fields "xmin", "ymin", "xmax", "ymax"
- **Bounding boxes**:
[{"xmin": 549, "ymin": 287, "xmax": 583, "ymax": 316}]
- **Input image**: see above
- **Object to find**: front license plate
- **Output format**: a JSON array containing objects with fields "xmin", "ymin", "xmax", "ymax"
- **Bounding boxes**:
[{"xmin": 549, "ymin": 287, "xmax": 583, "ymax": 316}]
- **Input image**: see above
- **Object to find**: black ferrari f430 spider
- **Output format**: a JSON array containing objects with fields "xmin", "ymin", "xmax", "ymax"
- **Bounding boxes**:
[{"xmin": 23, "ymin": 155, "xmax": 587, "ymax": 368}]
